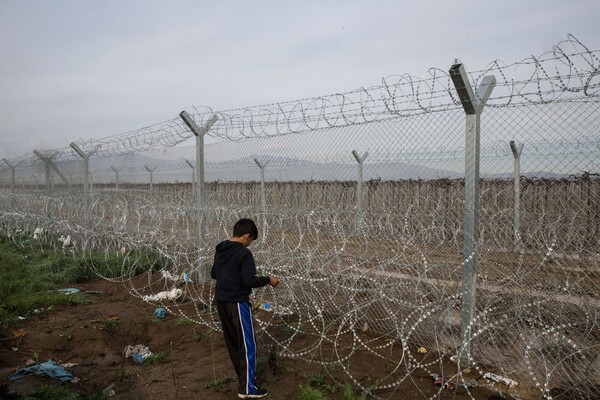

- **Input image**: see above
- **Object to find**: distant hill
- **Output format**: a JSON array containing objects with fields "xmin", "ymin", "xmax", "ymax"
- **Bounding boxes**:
[{"xmin": 88, "ymin": 153, "xmax": 571, "ymax": 184}]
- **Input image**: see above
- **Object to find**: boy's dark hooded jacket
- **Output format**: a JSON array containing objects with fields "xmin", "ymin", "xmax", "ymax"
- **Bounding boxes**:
[{"xmin": 211, "ymin": 240, "xmax": 270, "ymax": 302}]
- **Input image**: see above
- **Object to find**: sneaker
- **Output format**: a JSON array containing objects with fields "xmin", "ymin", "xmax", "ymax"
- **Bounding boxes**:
[{"xmin": 238, "ymin": 388, "xmax": 269, "ymax": 399}]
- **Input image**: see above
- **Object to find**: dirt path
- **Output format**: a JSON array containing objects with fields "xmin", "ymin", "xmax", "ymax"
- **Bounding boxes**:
[{"xmin": 1, "ymin": 278, "xmax": 521, "ymax": 399}]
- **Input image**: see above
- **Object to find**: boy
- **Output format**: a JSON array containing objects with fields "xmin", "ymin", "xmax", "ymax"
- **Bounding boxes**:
[{"xmin": 211, "ymin": 218, "xmax": 279, "ymax": 399}]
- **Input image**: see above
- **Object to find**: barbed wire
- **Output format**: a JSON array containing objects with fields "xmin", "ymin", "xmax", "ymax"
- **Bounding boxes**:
[
  {"xmin": 1, "ymin": 34, "xmax": 599, "ymax": 399},
  {"xmin": 1, "ymin": 187, "xmax": 598, "ymax": 398},
  {"xmin": 1, "ymin": 34, "xmax": 598, "ymax": 169}
]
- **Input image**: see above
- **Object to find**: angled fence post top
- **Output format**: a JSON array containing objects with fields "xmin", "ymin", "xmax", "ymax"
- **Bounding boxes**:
[
  {"xmin": 179, "ymin": 111, "xmax": 218, "ymax": 136},
  {"xmin": 33, "ymin": 149, "xmax": 71, "ymax": 187},
  {"xmin": 144, "ymin": 164, "xmax": 157, "ymax": 172},
  {"xmin": 70, "ymin": 142, "xmax": 102, "ymax": 158},
  {"xmin": 2, "ymin": 158, "xmax": 15, "ymax": 169},
  {"xmin": 509, "ymin": 140, "xmax": 524, "ymax": 158},
  {"xmin": 254, "ymin": 158, "xmax": 269, "ymax": 169},
  {"xmin": 352, "ymin": 150, "xmax": 369, "ymax": 163},
  {"xmin": 33, "ymin": 149, "xmax": 59, "ymax": 161},
  {"xmin": 449, "ymin": 63, "xmax": 496, "ymax": 114}
]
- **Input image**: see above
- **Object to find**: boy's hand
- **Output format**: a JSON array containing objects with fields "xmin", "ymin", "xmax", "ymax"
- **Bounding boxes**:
[{"xmin": 269, "ymin": 276, "xmax": 279, "ymax": 287}]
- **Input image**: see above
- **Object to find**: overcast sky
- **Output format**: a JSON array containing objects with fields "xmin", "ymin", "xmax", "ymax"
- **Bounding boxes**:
[{"xmin": 0, "ymin": 0, "xmax": 598, "ymax": 159}]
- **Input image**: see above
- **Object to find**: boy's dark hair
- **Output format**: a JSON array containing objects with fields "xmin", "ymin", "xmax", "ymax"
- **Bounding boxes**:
[{"xmin": 233, "ymin": 218, "xmax": 258, "ymax": 240}]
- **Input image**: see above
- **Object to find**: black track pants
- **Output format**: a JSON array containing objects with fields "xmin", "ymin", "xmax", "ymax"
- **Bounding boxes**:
[{"xmin": 216, "ymin": 301, "xmax": 259, "ymax": 395}]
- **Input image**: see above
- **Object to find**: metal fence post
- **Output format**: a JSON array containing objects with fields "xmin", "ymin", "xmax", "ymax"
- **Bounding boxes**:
[
  {"xmin": 179, "ymin": 111, "xmax": 218, "ymax": 282},
  {"xmin": 70, "ymin": 143, "xmax": 101, "ymax": 249},
  {"xmin": 33, "ymin": 150, "xmax": 70, "ymax": 191},
  {"xmin": 144, "ymin": 165, "xmax": 156, "ymax": 192},
  {"xmin": 2, "ymin": 158, "xmax": 15, "ymax": 193},
  {"xmin": 352, "ymin": 150, "xmax": 369, "ymax": 234},
  {"xmin": 449, "ymin": 63, "xmax": 495, "ymax": 364},
  {"xmin": 111, "ymin": 166, "xmax": 121, "ymax": 189},
  {"xmin": 509, "ymin": 141, "xmax": 524, "ymax": 248},
  {"xmin": 186, "ymin": 159, "xmax": 195, "ymax": 201},
  {"xmin": 254, "ymin": 158, "xmax": 269, "ymax": 227},
  {"xmin": 32, "ymin": 175, "xmax": 39, "ymax": 190}
]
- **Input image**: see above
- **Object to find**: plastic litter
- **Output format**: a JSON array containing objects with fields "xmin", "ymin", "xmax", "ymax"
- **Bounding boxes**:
[
  {"xmin": 483, "ymin": 372, "xmax": 518, "ymax": 387},
  {"xmin": 274, "ymin": 306, "xmax": 293, "ymax": 316},
  {"xmin": 161, "ymin": 270, "xmax": 177, "ymax": 281},
  {"xmin": 8, "ymin": 359, "xmax": 73, "ymax": 382},
  {"xmin": 33, "ymin": 227, "xmax": 46, "ymax": 240},
  {"xmin": 142, "ymin": 288, "xmax": 182, "ymax": 302},
  {"xmin": 182, "ymin": 272, "xmax": 193, "ymax": 284},
  {"xmin": 154, "ymin": 307, "xmax": 167, "ymax": 319},
  {"xmin": 124, "ymin": 344, "xmax": 152, "ymax": 364},
  {"xmin": 53, "ymin": 288, "xmax": 80, "ymax": 295},
  {"xmin": 58, "ymin": 235, "xmax": 74, "ymax": 248},
  {"xmin": 417, "ymin": 346, "xmax": 428, "ymax": 353},
  {"xmin": 430, "ymin": 373, "xmax": 453, "ymax": 389}
]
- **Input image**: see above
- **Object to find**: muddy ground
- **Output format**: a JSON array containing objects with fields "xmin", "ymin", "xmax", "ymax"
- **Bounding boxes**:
[{"xmin": 0, "ymin": 277, "xmax": 547, "ymax": 400}]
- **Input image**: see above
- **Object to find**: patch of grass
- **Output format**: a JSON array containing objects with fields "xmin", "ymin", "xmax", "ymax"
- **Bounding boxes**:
[
  {"xmin": 22, "ymin": 383, "xmax": 85, "ymax": 400},
  {"xmin": 0, "ymin": 233, "xmax": 164, "ymax": 326},
  {"xmin": 193, "ymin": 328, "xmax": 204, "ymax": 342},
  {"xmin": 306, "ymin": 370, "xmax": 325, "ymax": 387},
  {"xmin": 322, "ymin": 383, "xmax": 339, "ymax": 394},
  {"xmin": 176, "ymin": 316, "xmax": 190, "ymax": 326},
  {"xmin": 144, "ymin": 350, "xmax": 167, "ymax": 365},
  {"xmin": 205, "ymin": 376, "xmax": 234, "ymax": 393},
  {"xmin": 296, "ymin": 385, "xmax": 329, "ymax": 400},
  {"xmin": 342, "ymin": 383, "xmax": 375, "ymax": 400}
]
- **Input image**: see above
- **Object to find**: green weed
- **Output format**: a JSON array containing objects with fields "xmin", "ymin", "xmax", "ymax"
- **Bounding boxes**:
[
  {"xmin": 193, "ymin": 328, "xmax": 204, "ymax": 342},
  {"xmin": 296, "ymin": 385, "xmax": 329, "ymax": 400},
  {"xmin": 0, "ymin": 234, "xmax": 162, "ymax": 326},
  {"xmin": 205, "ymin": 376, "xmax": 234, "ymax": 393},
  {"xmin": 144, "ymin": 350, "xmax": 167, "ymax": 365},
  {"xmin": 342, "ymin": 382, "xmax": 375, "ymax": 400},
  {"xmin": 21, "ymin": 383, "xmax": 84, "ymax": 400},
  {"xmin": 306, "ymin": 370, "xmax": 325, "ymax": 387}
]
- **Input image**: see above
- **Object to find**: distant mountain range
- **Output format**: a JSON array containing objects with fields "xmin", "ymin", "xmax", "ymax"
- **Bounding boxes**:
[{"xmin": 86, "ymin": 153, "xmax": 572, "ymax": 184}]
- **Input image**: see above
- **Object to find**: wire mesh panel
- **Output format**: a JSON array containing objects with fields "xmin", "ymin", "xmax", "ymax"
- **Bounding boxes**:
[{"xmin": 1, "ymin": 35, "xmax": 599, "ymax": 399}]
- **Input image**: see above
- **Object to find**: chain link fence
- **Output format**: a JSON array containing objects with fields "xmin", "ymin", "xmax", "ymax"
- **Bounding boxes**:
[{"xmin": 1, "ymin": 35, "xmax": 599, "ymax": 399}]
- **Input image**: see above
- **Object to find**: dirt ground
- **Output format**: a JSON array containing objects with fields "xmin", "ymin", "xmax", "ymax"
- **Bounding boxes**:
[{"xmin": 1, "ymin": 277, "xmax": 541, "ymax": 400}]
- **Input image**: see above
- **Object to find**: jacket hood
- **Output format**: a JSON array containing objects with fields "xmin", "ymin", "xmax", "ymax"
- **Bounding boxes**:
[{"xmin": 215, "ymin": 240, "xmax": 244, "ymax": 263}]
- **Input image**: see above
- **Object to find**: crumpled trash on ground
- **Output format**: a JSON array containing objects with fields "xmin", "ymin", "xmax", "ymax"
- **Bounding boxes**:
[
  {"xmin": 154, "ymin": 307, "xmax": 167, "ymax": 319},
  {"xmin": 124, "ymin": 344, "xmax": 153, "ymax": 364},
  {"xmin": 255, "ymin": 300, "xmax": 293, "ymax": 317},
  {"xmin": 142, "ymin": 288, "xmax": 182, "ymax": 302},
  {"xmin": 483, "ymin": 372, "xmax": 518, "ymax": 387},
  {"xmin": 58, "ymin": 235, "xmax": 74, "ymax": 248},
  {"xmin": 52, "ymin": 288, "xmax": 80, "ymax": 295},
  {"xmin": 161, "ymin": 270, "xmax": 178, "ymax": 281},
  {"xmin": 161, "ymin": 270, "xmax": 194, "ymax": 285},
  {"xmin": 8, "ymin": 360, "xmax": 73, "ymax": 382},
  {"xmin": 33, "ymin": 227, "xmax": 46, "ymax": 240}
]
